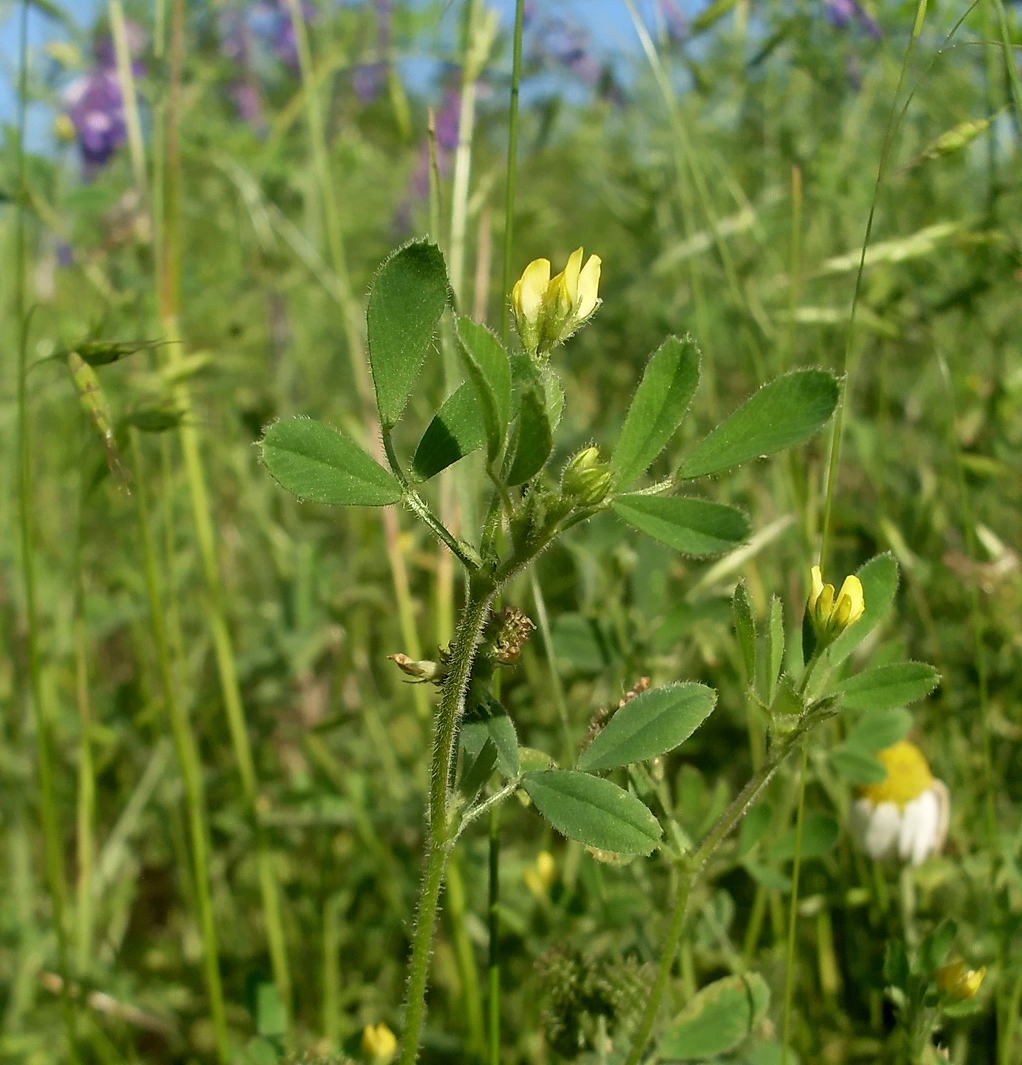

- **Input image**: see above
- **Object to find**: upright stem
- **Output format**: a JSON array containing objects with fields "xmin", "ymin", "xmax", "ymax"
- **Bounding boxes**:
[
  {"xmin": 819, "ymin": 0, "xmax": 929, "ymax": 567},
  {"xmin": 285, "ymin": 0, "xmax": 429, "ymax": 718},
  {"xmin": 73, "ymin": 464, "xmax": 96, "ymax": 977},
  {"xmin": 161, "ymin": 0, "xmax": 293, "ymax": 1022},
  {"xmin": 624, "ymin": 718, "xmax": 819, "ymax": 1065},
  {"xmin": 780, "ymin": 744, "xmax": 809, "ymax": 1065},
  {"xmin": 487, "ymin": 805, "xmax": 501, "ymax": 1065},
  {"xmin": 401, "ymin": 585, "xmax": 494, "ymax": 1065},
  {"xmin": 130, "ymin": 431, "xmax": 229, "ymax": 1062},
  {"xmin": 499, "ymin": 0, "xmax": 525, "ymax": 346},
  {"xmin": 14, "ymin": 2, "xmax": 78, "ymax": 1056}
]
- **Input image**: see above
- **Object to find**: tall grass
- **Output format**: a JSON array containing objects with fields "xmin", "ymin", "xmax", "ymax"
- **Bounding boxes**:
[{"xmin": 1, "ymin": 0, "xmax": 1020, "ymax": 1062}]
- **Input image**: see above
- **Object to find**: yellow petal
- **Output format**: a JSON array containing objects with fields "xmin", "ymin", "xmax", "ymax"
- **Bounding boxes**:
[
  {"xmin": 808, "ymin": 565, "xmax": 825, "ymax": 612},
  {"xmin": 576, "ymin": 254, "xmax": 602, "ymax": 319},
  {"xmin": 816, "ymin": 583, "xmax": 835, "ymax": 623},
  {"xmin": 513, "ymin": 258, "xmax": 550, "ymax": 322},
  {"xmin": 561, "ymin": 247, "xmax": 584, "ymax": 308},
  {"xmin": 837, "ymin": 574, "xmax": 865, "ymax": 626}
]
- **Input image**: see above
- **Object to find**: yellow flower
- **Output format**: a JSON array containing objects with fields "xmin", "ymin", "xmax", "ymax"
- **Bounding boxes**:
[
  {"xmin": 850, "ymin": 741, "xmax": 949, "ymax": 866},
  {"xmin": 511, "ymin": 248, "xmax": 601, "ymax": 356},
  {"xmin": 523, "ymin": 850, "xmax": 556, "ymax": 899},
  {"xmin": 936, "ymin": 960, "xmax": 985, "ymax": 1001},
  {"xmin": 807, "ymin": 565, "xmax": 865, "ymax": 645},
  {"xmin": 362, "ymin": 1022, "xmax": 398, "ymax": 1063}
]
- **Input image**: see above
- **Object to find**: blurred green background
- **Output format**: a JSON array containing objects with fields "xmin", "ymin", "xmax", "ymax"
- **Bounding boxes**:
[{"xmin": 1, "ymin": 0, "xmax": 1020, "ymax": 1062}]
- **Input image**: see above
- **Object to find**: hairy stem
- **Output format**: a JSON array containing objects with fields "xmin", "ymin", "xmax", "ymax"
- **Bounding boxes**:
[{"xmin": 401, "ymin": 585, "xmax": 494, "ymax": 1064}]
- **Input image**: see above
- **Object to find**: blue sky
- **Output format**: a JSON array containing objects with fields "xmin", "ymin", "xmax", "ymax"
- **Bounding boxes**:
[{"xmin": 0, "ymin": 0, "xmax": 671, "ymax": 135}]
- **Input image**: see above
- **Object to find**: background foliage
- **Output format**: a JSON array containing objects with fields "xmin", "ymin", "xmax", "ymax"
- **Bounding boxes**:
[{"xmin": 1, "ymin": 0, "xmax": 1020, "ymax": 1062}]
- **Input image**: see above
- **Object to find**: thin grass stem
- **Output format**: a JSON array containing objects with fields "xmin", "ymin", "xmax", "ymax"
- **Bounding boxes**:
[
  {"xmin": 780, "ymin": 744, "xmax": 809, "ymax": 1065},
  {"xmin": 14, "ymin": 3, "xmax": 79, "ymax": 1055},
  {"xmin": 129, "ymin": 430, "xmax": 229, "ymax": 1062}
]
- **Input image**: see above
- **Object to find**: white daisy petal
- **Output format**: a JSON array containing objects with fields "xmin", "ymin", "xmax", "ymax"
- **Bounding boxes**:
[
  {"xmin": 910, "ymin": 789, "xmax": 940, "ymax": 865},
  {"xmin": 865, "ymin": 801, "xmax": 900, "ymax": 861},
  {"xmin": 898, "ymin": 796, "xmax": 921, "ymax": 863}
]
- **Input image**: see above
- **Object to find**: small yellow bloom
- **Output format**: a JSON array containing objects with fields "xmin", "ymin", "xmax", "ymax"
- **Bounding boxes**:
[
  {"xmin": 523, "ymin": 850, "xmax": 557, "ymax": 899},
  {"xmin": 511, "ymin": 248, "xmax": 601, "ymax": 356},
  {"xmin": 362, "ymin": 1022, "xmax": 397, "ymax": 1063},
  {"xmin": 807, "ymin": 565, "xmax": 865, "ymax": 645},
  {"xmin": 936, "ymin": 960, "xmax": 986, "ymax": 1001}
]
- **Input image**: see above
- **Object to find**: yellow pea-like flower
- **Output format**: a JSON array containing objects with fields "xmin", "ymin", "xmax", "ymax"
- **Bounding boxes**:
[{"xmin": 511, "ymin": 248, "xmax": 601, "ymax": 356}]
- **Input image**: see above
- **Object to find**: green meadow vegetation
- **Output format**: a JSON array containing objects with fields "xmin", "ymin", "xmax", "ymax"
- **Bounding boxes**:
[{"xmin": 1, "ymin": 0, "xmax": 1021, "ymax": 1062}]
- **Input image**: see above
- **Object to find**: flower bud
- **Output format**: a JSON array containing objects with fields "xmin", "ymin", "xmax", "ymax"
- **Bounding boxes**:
[
  {"xmin": 362, "ymin": 1022, "xmax": 398, "ymax": 1062},
  {"xmin": 388, "ymin": 653, "xmax": 445, "ymax": 684},
  {"xmin": 807, "ymin": 565, "xmax": 865, "ymax": 646},
  {"xmin": 936, "ymin": 960, "xmax": 985, "ymax": 1001},
  {"xmin": 561, "ymin": 446, "xmax": 613, "ymax": 506}
]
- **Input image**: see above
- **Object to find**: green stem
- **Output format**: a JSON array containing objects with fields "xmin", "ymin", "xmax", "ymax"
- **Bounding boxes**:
[
  {"xmin": 499, "ymin": 0, "xmax": 526, "ymax": 347},
  {"xmin": 445, "ymin": 855, "xmax": 486, "ymax": 1057},
  {"xmin": 401, "ymin": 586, "xmax": 495, "ymax": 1065},
  {"xmin": 285, "ymin": 0, "xmax": 429, "ymax": 719},
  {"xmin": 73, "ymin": 462, "xmax": 95, "ymax": 979},
  {"xmin": 448, "ymin": 0, "xmax": 482, "ymax": 305},
  {"xmin": 130, "ymin": 431, "xmax": 229, "ymax": 1062},
  {"xmin": 780, "ymin": 744, "xmax": 809, "ymax": 1065},
  {"xmin": 819, "ymin": 0, "xmax": 929, "ymax": 567},
  {"xmin": 487, "ymin": 805, "xmax": 501, "ymax": 1065},
  {"xmin": 14, "ymin": 1, "xmax": 78, "ymax": 1056},
  {"xmin": 160, "ymin": 0, "xmax": 293, "ymax": 1024},
  {"xmin": 624, "ymin": 716, "xmax": 822, "ymax": 1065}
]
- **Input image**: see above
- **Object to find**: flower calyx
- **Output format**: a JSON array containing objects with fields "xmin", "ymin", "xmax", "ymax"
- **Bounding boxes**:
[
  {"xmin": 388, "ymin": 652, "xmax": 447, "ymax": 684},
  {"xmin": 806, "ymin": 565, "xmax": 865, "ymax": 648},
  {"xmin": 481, "ymin": 606, "xmax": 536, "ymax": 667},
  {"xmin": 511, "ymin": 247, "xmax": 601, "ymax": 357},
  {"xmin": 561, "ymin": 446, "xmax": 613, "ymax": 508}
]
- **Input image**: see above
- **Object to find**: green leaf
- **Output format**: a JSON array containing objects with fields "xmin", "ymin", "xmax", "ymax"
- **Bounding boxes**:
[
  {"xmin": 884, "ymin": 939, "xmax": 910, "ymax": 989},
  {"xmin": 733, "ymin": 579, "xmax": 757, "ymax": 681},
  {"xmin": 458, "ymin": 736, "xmax": 498, "ymax": 799},
  {"xmin": 577, "ymin": 682, "xmax": 716, "ymax": 772},
  {"xmin": 261, "ymin": 418, "xmax": 402, "ymax": 505},
  {"xmin": 657, "ymin": 973, "xmax": 771, "ymax": 1060},
  {"xmin": 255, "ymin": 982, "xmax": 287, "ymax": 1037},
  {"xmin": 847, "ymin": 708, "xmax": 913, "ymax": 751},
  {"xmin": 612, "ymin": 495, "xmax": 749, "ymax": 556},
  {"xmin": 917, "ymin": 920, "xmax": 957, "ymax": 974},
  {"xmin": 367, "ymin": 240, "xmax": 450, "ymax": 430},
  {"xmin": 768, "ymin": 812, "xmax": 840, "ymax": 861},
  {"xmin": 611, "ymin": 335, "xmax": 700, "ymax": 486},
  {"xmin": 456, "ymin": 316, "xmax": 511, "ymax": 461},
  {"xmin": 507, "ymin": 383, "xmax": 553, "ymax": 485},
  {"xmin": 832, "ymin": 662, "xmax": 940, "ymax": 712},
  {"xmin": 411, "ymin": 383, "xmax": 486, "ymax": 480},
  {"xmin": 677, "ymin": 369, "xmax": 840, "ymax": 479},
  {"xmin": 522, "ymin": 770, "xmax": 662, "ymax": 855},
  {"xmin": 828, "ymin": 746, "xmax": 888, "ymax": 785},
  {"xmin": 828, "ymin": 553, "xmax": 899, "ymax": 665}
]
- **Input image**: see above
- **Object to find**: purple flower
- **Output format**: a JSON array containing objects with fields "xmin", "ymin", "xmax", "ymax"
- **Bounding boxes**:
[
  {"xmin": 354, "ymin": 0, "xmax": 392, "ymax": 103},
  {"xmin": 525, "ymin": 12, "xmax": 603, "ymax": 89},
  {"xmin": 63, "ymin": 67, "xmax": 127, "ymax": 171},
  {"xmin": 657, "ymin": 0, "xmax": 687, "ymax": 44},
  {"xmin": 824, "ymin": 0, "xmax": 882, "ymax": 39}
]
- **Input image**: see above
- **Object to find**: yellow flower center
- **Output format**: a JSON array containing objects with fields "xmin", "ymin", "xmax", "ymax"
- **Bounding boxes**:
[{"xmin": 861, "ymin": 740, "xmax": 934, "ymax": 808}]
